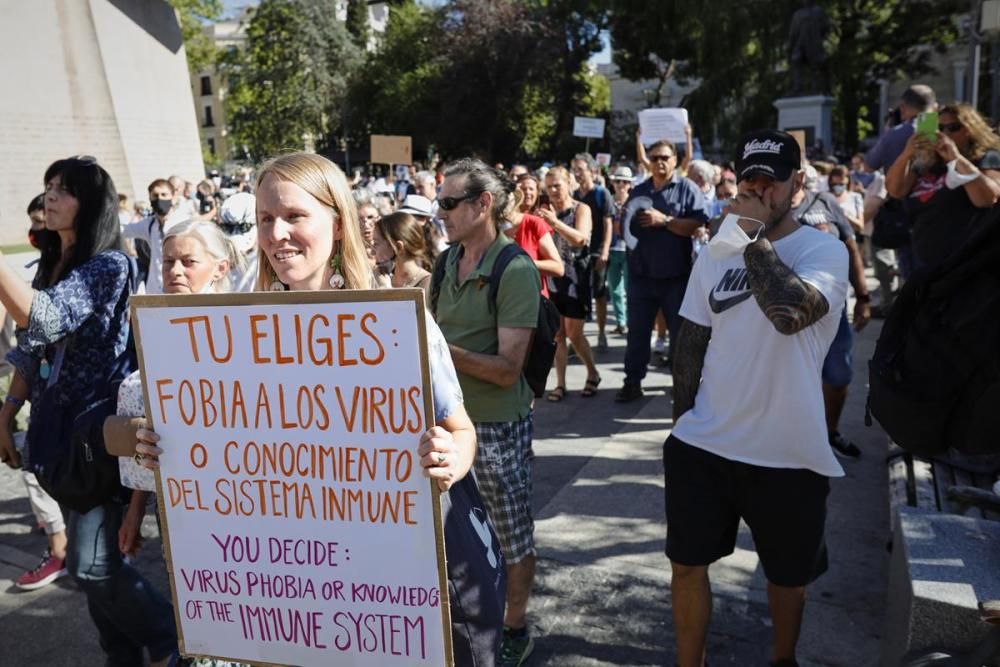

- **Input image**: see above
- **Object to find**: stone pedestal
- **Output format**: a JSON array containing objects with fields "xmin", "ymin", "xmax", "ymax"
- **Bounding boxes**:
[{"xmin": 773, "ymin": 95, "xmax": 835, "ymax": 155}]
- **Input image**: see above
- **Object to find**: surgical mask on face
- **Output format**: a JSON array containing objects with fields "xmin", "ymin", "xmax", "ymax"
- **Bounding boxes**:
[
  {"xmin": 152, "ymin": 198, "xmax": 173, "ymax": 216},
  {"xmin": 707, "ymin": 213, "xmax": 765, "ymax": 260},
  {"xmin": 830, "ymin": 184, "xmax": 846, "ymax": 195}
]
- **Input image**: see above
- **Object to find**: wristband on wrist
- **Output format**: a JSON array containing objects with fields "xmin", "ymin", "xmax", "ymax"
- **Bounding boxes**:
[
  {"xmin": 4, "ymin": 396, "xmax": 25, "ymax": 409},
  {"xmin": 856, "ymin": 293, "xmax": 872, "ymax": 304}
]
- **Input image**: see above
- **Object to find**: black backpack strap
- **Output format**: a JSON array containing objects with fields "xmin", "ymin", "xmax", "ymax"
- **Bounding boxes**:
[
  {"xmin": 429, "ymin": 245, "xmax": 455, "ymax": 315},
  {"xmin": 486, "ymin": 244, "xmax": 528, "ymax": 314}
]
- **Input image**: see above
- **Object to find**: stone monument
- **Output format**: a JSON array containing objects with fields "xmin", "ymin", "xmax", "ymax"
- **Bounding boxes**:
[
  {"xmin": 774, "ymin": 1, "xmax": 835, "ymax": 156},
  {"xmin": 0, "ymin": 0, "xmax": 205, "ymax": 245}
]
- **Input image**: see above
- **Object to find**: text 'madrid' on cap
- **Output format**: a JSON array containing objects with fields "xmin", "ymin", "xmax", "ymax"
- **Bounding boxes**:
[{"xmin": 735, "ymin": 130, "xmax": 802, "ymax": 183}]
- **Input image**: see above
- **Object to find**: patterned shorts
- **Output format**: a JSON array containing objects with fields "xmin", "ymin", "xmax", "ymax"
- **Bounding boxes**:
[{"xmin": 473, "ymin": 412, "xmax": 535, "ymax": 563}]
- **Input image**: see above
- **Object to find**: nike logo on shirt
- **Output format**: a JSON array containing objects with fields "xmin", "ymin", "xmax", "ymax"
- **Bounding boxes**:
[
  {"xmin": 709, "ymin": 267, "xmax": 752, "ymax": 313},
  {"xmin": 709, "ymin": 290, "xmax": 752, "ymax": 313}
]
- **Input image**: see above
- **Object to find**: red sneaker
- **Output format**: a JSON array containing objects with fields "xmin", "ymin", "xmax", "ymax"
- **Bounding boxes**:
[{"xmin": 15, "ymin": 551, "xmax": 67, "ymax": 591}]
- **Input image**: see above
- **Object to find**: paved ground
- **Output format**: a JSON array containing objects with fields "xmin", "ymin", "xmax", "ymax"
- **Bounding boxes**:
[{"xmin": 0, "ymin": 309, "xmax": 889, "ymax": 666}]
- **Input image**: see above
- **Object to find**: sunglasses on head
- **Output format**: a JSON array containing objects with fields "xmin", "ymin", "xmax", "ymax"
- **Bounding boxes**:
[
  {"xmin": 437, "ymin": 192, "xmax": 480, "ymax": 211},
  {"xmin": 648, "ymin": 154, "xmax": 675, "ymax": 163},
  {"xmin": 219, "ymin": 221, "xmax": 254, "ymax": 235},
  {"xmin": 939, "ymin": 121, "xmax": 964, "ymax": 133},
  {"xmin": 69, "ymin": 154, "xmax": 97, "ymax": 165}
]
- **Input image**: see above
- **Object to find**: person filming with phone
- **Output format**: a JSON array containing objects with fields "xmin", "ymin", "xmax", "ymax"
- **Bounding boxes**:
[{"xmin": 886, "ymin": 102, "xmax": 1000, "ymax": 269}]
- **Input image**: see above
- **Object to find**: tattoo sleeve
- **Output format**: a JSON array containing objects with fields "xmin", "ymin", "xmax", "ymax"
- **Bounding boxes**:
[
  {"xmin": 743, "ymin": 237, "xmax": 829, "ymax": 335},
  {"xmin": 672, "ymin": 318, "xmax": 712, "ymax": 422}
]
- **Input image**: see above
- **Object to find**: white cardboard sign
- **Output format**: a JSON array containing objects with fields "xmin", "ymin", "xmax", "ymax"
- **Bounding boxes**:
[
  {"xmin": 573, "ymin": 116, "xmax": 606, "ymax": 139},
  {"xmin": 638, "ymin": 108, "xmax": 689, "ymax": 145},
  {"xmin": 132, "ymin": 291, "xmax": 450, "ymax": 667}
]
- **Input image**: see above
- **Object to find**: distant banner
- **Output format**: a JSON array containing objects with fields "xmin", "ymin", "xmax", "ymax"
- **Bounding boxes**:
[
  {"xmin": 132, "ymin": 291, "xmax": 451, "ymax": 667},
  {"xmin": 638, "ymin": 108, "xmax": 688, "ymax": 145},
  {"xmin": 370, "ymin": 135, "xmax": 413, "ymax": 166},
  {"xmin": 573, "ymin": 116, "xmax": 606, "ymax": 139}
]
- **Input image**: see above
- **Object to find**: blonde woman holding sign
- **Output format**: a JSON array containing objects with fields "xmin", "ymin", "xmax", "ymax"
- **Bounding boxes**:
[{"xmin": 134, "ymin": 153, "xmax": 506, "ymax": 666}]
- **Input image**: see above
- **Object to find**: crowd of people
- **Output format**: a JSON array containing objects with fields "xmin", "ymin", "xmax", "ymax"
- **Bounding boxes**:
[{"xmin": 0, "ymin": 79, "xmax": 996, "ymax": 667}]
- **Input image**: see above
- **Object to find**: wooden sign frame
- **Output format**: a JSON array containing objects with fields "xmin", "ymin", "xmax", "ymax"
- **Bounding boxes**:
[{"xmin": 131, "ymin": 288, "xmax": 453, "ymax": 667}]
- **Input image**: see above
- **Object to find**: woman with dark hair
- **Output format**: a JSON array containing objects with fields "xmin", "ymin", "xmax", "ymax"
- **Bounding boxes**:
[
  {"xmin": 0, "ymin": 156, "xmax": 177, "ymax": 666},
  {"xmin": 887, "ymin": 102, "xmax": 1000, "ymax": 268}
]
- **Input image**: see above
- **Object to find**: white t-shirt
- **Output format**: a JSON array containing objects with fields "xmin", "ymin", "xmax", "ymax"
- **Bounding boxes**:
[
  {"xmin": 863, "ymin": 171, "xmax": 888, "ymax": 237},
  {"xmin": 835, "ymin": 191, "xmax": 864, "ymax": 230},
  {"xmin": 672, "ymin": 226, "xmax": 849, "ymax": 477}
]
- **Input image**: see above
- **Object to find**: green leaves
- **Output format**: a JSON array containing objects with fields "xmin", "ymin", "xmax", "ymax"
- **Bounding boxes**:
[
  {"xmin": 223, "ymin": 0, "xmax": 362, "ymax": 161},
  {"xmin": 607, "ymin": 0, "xmax": 963, "ymax": 152},
  {"xmin": 167, "ymin": 0, "xmax": 224, "ymax": 72}
]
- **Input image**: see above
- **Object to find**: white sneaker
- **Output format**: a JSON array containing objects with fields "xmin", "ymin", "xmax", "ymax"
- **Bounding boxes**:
[{"xmin": 653, "ymin": 336, "xmax": 666, "ymax": 355}]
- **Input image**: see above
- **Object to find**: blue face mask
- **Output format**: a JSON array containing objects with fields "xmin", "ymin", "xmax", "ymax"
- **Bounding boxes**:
[{"xmin": 830, "ymin": 184, "xmax": 846, "ymax": 195}]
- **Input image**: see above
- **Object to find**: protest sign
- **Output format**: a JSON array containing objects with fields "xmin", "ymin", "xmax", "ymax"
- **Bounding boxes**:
[
  {"xmin": 595, "ymin": 153, "xmax": 612, "ymax": 167},
  {"xmin": 638, "ymin": 108, "xmax": 688, "ymax": 145},
  {"xmin": 788, "ymin": 129, "xmax": 807, "ymax": 157},
  {"xmin": 370, "ymin": 135, "xmax": 413, "ymax": 165},
  {"xmin": 572, "ymin": 116, "xmax": 606, "ymax": 139},
  {"xmin": 131, "ymin": 290, "xmax": 451, "ymax": 667}
]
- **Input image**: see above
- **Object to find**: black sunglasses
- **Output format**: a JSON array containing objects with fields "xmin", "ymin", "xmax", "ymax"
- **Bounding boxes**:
[
  {"xmin": 438, "ymin": 192, "xmax": 480, "ymax": 211},
  {"xmin": 219, "ymin": 221, "xmax": 254, "ymax": 235},
  {"xmin": 648, "ymin": 154, "xmax": 675, "ymax": 163},
  {"xmin": 939, "ymin": 121, "xmax": 964, "ymax": 133},
  {"xmin": 69, "ymin": 154, "xmax": 98, "ymax": 164}
]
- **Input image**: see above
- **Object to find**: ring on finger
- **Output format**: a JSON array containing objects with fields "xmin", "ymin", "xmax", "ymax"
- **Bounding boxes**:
[
  {"xmin": 134, "ymin": 452, "xmax": 145, "ymax": 465},
  {"xmin": 437, "ymin": 452, "xmax": 447, "ymax": 466}
]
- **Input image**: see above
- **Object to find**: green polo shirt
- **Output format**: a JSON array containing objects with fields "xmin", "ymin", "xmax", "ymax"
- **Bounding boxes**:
[{"xmin": 436, "ymin": 234, "xmax": 541, "ymax": 423}]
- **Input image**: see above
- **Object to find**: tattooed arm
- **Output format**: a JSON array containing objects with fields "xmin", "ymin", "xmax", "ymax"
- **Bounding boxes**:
[
  {"xmin": 672, "ymin": 318, "xmax": 712, "ymax": 422},
  {"xmin": 743, "ymin": 237, "xmax": 830, "ymax": 335}
]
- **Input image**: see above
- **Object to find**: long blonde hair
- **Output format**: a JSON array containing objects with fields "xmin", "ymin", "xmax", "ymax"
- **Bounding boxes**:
[
  {"xmin": 254, "ymin": 153, "xmax": 371, "ymax": 291},
  {"xmin": 941, "ymin": 102, "xmax": 1000, "ymax": 162}
]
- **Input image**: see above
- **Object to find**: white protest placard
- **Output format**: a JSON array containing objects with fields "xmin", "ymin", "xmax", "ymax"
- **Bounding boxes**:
[
  {"xmin": 595, "ymin": 152, "xmax": 612, "ymax": 167},
  {"xmin": 638, "ymin": 108, "xmax": 689, "ymax": 145},
  {"xmin": 132, "ymin": 290, "xmax": 451, "ymax": 667},
  {"xmin": 573, "ymin": 116, "xmax": 606, "ymax": 139}
]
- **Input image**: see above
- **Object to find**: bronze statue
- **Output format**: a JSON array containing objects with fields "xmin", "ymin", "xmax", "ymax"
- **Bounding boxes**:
[{"xmin": 789, "ymin": 0, "xmax": 830, "ymax": 94}]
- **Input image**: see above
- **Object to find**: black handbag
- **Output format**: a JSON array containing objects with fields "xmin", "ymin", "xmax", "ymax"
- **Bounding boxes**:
[
  {"xmin": 871, "ymin": 197, "xmax": 912, "ymax": 249},
  {"xmin": 32, "ymin": 383, "xmax": 124, "ymax": 514}
]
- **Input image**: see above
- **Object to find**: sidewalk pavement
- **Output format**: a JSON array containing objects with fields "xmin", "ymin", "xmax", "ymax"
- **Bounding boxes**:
[
  {"xmin": 0, "ymin": 313, "xmax": 890, "ymax": 666},
  {"xmin": 527, "ymin": 314, "xmax": 889, "ymax": 666}
]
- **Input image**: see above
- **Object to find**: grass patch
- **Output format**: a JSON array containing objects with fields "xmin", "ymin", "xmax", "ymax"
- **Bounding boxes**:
[{"xmin": 0, "ymin": 244, "xmax": 35, "ymax": 255}]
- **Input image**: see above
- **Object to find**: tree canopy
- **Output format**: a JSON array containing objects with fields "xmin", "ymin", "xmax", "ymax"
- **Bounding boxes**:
[
  {"xmin": 607, "ymin": 0, "xmax": 963, "ymax": 153},
  {"xmin": 222, "ymin": 0, "xmax": 362, "ymax": 161}
]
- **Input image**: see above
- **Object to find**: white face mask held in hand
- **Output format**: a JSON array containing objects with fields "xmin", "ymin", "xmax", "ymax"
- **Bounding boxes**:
[
  {"xmin": 945, "ymin": 159, "xmax": 981, "ymax": 190},
  {"xmin": 708, "ymin": 213, "xmax": 766, "ymax": 260}
]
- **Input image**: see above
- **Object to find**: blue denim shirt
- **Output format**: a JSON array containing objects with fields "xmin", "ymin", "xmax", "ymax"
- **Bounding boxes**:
[
  {"xmin": 627, "ymin": 175, "xmax": 708, "ymax": 280},
  {"xmin": 7, "ymin": 251, "xmax": 131, "ymax": 407},
  {"xmin": 864, "ymin": 120, "xmax": 914, "ymax": 171}
]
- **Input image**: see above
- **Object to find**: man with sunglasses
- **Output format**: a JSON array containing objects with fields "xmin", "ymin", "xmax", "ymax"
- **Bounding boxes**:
[
  {"xmin": 433, "ymin": 159, "xmax": 542, "ymax": 667},
  {"xmin": 615, "ymin": 140, "xmax": 709, "ymax": 402}
]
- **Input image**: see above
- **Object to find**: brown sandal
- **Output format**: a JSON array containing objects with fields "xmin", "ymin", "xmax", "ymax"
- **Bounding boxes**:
[{"xmin": 546, "ymin": 386, "xmax": 566, "ymax": 402}]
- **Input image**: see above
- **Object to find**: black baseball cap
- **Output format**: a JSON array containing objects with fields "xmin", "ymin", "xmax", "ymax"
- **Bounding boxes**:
[{"xmin": 735, "ymin": 130, "xmax": 802, "ymax": 183}]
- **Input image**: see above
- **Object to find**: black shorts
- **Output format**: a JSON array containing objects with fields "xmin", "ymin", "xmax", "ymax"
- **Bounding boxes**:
[
  {"xmin": 590, "ymin": 256, "xmax": 608, "ymax": 300},
  {"xmin": 550, "ymin": 270, "xmax": 592, "ymax": 320},
  {"xmin": 663, "ymin": 435, "xmax": 830, "ymax": 587}
]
